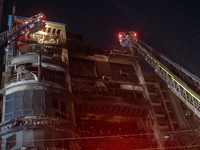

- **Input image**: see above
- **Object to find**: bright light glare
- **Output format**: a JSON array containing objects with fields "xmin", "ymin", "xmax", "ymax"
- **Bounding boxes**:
[
  {"xmin": 38, "ymin": 31, "xmax": 47, "ymax": 35},
  {"xmin": 134, "ymin": 33, "xmax": 137, "ymax": 37}
]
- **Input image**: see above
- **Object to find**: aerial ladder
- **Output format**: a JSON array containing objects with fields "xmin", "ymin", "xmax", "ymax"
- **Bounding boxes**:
[
  {"xmin": 118, "ymin": 31, "xmax": 200, "ymax": 118},
  {"xmin": 0, "ymin": 13, "xmax": 46, "ymax": 47},
  {"xmin": 0, "ymin": 12, "xmax": 46, "ymax": 70}
]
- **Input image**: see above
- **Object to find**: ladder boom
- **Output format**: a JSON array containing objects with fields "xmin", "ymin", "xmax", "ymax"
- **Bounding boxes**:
[
  {"xmin": 0, "ymin": 13, "xmax": 46, "ymax": 46},
  {"xmin": 118, "ymin": 31, "xmax": 200, "ymax": 118}
]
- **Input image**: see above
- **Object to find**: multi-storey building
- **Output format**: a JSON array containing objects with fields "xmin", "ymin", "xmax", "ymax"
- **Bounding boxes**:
[
  {"xmin": 67, "ymin": 40, "xmax": 191, "ymax": 149},
  {"xmin": 0, "ymin": 15, "xmax": 197, "ymax": 149},
  {"xmin": 0, "ymin": 16, "xmax": 79, "ymax": 150}
]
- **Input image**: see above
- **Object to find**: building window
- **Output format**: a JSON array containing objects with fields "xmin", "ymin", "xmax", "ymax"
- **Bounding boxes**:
[
  {"xmin": 44, "ymin": 69, "xmax": 66, "ymax": 88},
  {"xmin": 6, "ymin": 135, "xmax": 16, "ymax": 149},
  {"xmin": 57, "ymin": 29, "xmax": 61, "ymax": 35},
  {"xmin": 52, "ymin": 28, "xmax": 56, "ymax": 34},
  {"xmin": 135, "ymin": 92, "xmax": 144, "ymax": 99},
  {"xmin": 61, "ymin": 114, "xmax": 67, "ymax": 119},
  {"xmin": 47, "ymin": 28, "xmax": 52, "ymax": 33},
  {"xmin": 119, "ymin": 70, "xmax": 130, "ymax": 77},
  {"xmin": 53, "ymin": 98, "xmax": 59, "ymax": 109},
  {"xmin": 61, "ymin": 102, "xmax": 66, "ymax": 113},
  {"xmin": 55, "ymin": 112, "xmax": 60, "ymax": 117},
  {"xmin": 43, "ymin": 27, "xmax": 46, "ymax": 32},
  {"xmin": 53, "ymin": 98, "xmax": 67, "ymax": 120},
  {"xmin": 36, "ymin": 33, "xmax": 41, "ymax": 39}
]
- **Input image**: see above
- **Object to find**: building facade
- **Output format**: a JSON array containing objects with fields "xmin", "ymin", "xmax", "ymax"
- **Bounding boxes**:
[
  {"xmin": 0, "ymin": 17, "xmax": 195, "ymax": 149},
  {"xmin": 0, "ymin": 17, "xmax": 79, "ymax": 150}
]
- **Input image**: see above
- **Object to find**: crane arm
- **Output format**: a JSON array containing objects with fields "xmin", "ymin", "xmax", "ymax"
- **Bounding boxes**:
[{"xmin": 118, "ymin": 31, "xmax": 200, "ymax": 118}]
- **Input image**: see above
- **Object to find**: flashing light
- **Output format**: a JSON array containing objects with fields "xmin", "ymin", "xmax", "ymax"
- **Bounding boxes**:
[
  {"xmin": 119, "ymin": 34, "xmax": 122, "ymax": 38},
  {"xmin": 42, "ymin": 20, "xmax": 45, "ymax": 23},
  {"xmin": 134, "ymin": 33, "xmax": 137, "ymax": 37},
  {"xmin": 25, "ymin": 21, "xmax": 28, "ymax": 24},
  {"xmin": 40, "ymin": 15, "xmax": 43, "ymax": 18}
]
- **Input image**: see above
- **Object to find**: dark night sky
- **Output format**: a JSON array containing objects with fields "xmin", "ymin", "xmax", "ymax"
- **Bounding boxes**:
[{"xmin": 3, "ymin": 0, "xmax": 200, "ymax": 77}]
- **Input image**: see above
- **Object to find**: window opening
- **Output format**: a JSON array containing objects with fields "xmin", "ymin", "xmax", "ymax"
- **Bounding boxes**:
[
  {"xmin": 119, "ymin": 70, "xmax": 130, "ymax": 77},
  {"xmin": 52, "ymin": 28, "xmax": 56, "ymax": 34},
  {"xmin": 57, "ymin": 29, "xmax": 61, "ymax": 35},
  {"xmin": 60, "ymin": 102, "xmax": 66, "ymax": 113},
  {"xmin": 43, "ymin": 27, "xmax": 46, "ymax": 32},
  {"xmin": 47, "ymin": 28, "xmax": 52, "ymax": 33},
  {"xmin": 53, "ymin": 98, "xmax": 59, "ymax": 109}
]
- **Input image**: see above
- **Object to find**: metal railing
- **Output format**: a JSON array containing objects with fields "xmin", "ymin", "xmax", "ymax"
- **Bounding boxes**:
[
  {"xmin": 6, "ymin": 71, "xmax": 38, "ymax": 86},
  {"xmin": 72, "ymin": 87, "xmax": 146, "ymax": 104},
  {"xmin": 6, "ymin": 71, "xmax": 67, "ymax": 89},
  {"xmin": 18, "ymin": 45, "xmax": 68, "ymax": 65}
]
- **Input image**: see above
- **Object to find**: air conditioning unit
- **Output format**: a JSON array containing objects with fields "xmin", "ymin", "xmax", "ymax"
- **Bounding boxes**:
[{"xmin": 102, "ymin": 76, "xmax": 112, "ymax": 82}]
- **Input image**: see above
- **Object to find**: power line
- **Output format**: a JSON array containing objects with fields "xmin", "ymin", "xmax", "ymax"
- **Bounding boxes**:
[
  {"xmin": 1, "ymin": 129, "xmax": 199, "ymax": 143},
  {"xmin": 0, "ymin": 128, "xmax": 199, "ymax": 150}
]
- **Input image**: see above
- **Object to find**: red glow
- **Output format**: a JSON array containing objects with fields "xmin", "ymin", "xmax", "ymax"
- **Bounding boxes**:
[
  {"xmin": 40, "ymin": 15, "xmax": 43, "ymax": 18},
  {"xmin": 134, "ymin": 33, "xmax": 137, "ymax": 37},
  {"xmin": 25, "ymin": 21, "xmax": 28, "ymax": 24},
  {"xmin": 119, "ymin": 34, "xmax": 122, "ymax": 38}
]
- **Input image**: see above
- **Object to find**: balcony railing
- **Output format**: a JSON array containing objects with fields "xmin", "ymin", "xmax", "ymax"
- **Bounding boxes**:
[
  {"xmin": 18, "ymin": 44, "xmax": 68, "ymax": 65},
  {"xmin": 6, "ymin": 71, "xmax": 38, "ymax": 86},
  {"xmin": 6, "ymin": 71, "xmax": 67, "ymax": 88},
  {"xmin": 72, "ymin": 87, "xmax": 146, "ymax": 104}
]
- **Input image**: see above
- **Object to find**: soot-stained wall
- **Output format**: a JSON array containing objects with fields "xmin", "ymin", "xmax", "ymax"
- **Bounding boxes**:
[
  {"xmin": 5, "ymin": 89, "xmax": 75, "ymax": 122},
  {"xmin": 5, "ymin": 90, "xmax": 44, "ymax": 121}
]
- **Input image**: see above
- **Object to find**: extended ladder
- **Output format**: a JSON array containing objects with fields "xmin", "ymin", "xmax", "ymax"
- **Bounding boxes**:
[
  {"xmin": 0, "ymin": 13, "xmax": 46, "ymax": 46},
  {"xmin": 118, "ymin": 31, "xmax": 200, "ymax": 118}
]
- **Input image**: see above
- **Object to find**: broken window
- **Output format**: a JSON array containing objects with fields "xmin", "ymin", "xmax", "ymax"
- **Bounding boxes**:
[
  {"xmin": 55, "ymin": 112, "xmax": 60, "ymax": 117},
  {"xmin": 135, "ymin": 92, "xmax": 144, "ymax": 99},
  {"xmin": 44, "ymin": 69, "xmax": 66, "ymax": 87},
  {"xmin": 57, "ymin": 29, "xmax": 61, "ymax": 35},
  {"xmin": 52, "ymin": 28, "xmax": 56, "ymax": 34},
  {"xmin": 6, "ymin": 135, "xmax": 16, "ymax": 149},
  {"xmin": 60, "ymin": 102, "xmax": 66, "ymax": 113},
  {"xmin": 36, "ymin": 33, "xmax": 41, "ymax": 39},
  {"xmin": 43, "ymin": 27, "xmax": 46, "ymax": 32},
  {"xmin": 70, "ymin": 58, "xmax": 96, "ymax": 77},
  {"xmin": 47, "ymin": 28, "xmax": 52, "ymax": 33},
  {"xmin": 53, "ymin": 98, "xmax": 59, "ymax": 109},
  {"xmin": 110, "ymin": 64, "xmax": 139, "ymax": 83},
  {"xmin": 119, "ymin": 69, "xmax": 130, "ymax": 77},
  {"xmin": 53, "ymin": 98, "xmax": 67, "ymax": 120}
]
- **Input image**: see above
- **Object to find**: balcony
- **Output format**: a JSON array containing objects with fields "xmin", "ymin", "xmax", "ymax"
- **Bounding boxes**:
[
  {"xmin": 6, "ymin": 71, "xmax": 38, "ymax": 86},
  {"xmin": 11, "ymin": 44, "xmax": 68, "ymax": 66},
  {"xmin": 73, "ymin": 87, "xmax": 150, "ymax": 117},
  {"xmin": 6, "ymin": 71, "xmax": 67, "ymax": 88},
  {"xmin": 73, "ymin": 87, "xmax": 145, "ymax": 102}
]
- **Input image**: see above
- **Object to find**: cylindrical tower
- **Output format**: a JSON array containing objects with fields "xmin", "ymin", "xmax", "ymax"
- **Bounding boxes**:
[{"xmin": 0, "ymin": 17, "xmax": 79, "ymax": 150}]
